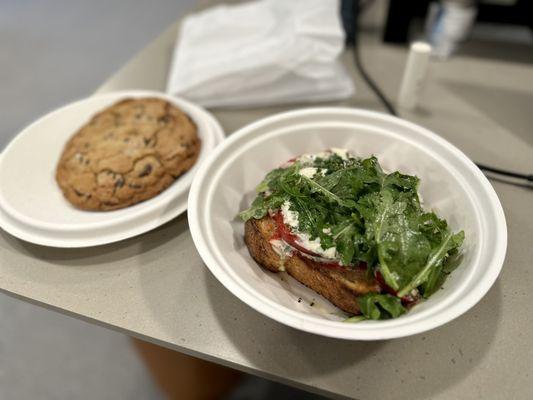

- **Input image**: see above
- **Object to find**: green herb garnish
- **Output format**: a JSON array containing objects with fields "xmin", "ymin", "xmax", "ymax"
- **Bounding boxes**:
[{"xmin": 358, "ymin": 293, "xmax": 407, "ymax": 319}]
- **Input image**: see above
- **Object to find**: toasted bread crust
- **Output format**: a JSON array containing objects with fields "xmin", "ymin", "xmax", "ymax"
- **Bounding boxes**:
[
  {"xmin": 244, "ymin": 217, "xmax": 380, "ymax": 314},
  {"xmin": 244, "ymin": 215, "xmax": 281, "ymax": 272}
]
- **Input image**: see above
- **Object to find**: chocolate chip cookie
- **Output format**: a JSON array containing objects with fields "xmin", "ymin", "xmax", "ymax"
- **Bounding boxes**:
[{"xmin": 55, "ymin": 98, "xmax": 201, "ymax": 211}]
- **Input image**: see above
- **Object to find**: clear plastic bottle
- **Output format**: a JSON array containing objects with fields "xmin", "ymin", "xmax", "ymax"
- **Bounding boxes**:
[{"xmin": 425, "ymin": 0, "xmax": 478, "ymax": 59}]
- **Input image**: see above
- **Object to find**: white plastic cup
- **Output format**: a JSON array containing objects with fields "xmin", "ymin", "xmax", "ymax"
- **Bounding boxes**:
[{"xmin": 398, "ymin": 41, "xmax": 432, "ymax": 110}]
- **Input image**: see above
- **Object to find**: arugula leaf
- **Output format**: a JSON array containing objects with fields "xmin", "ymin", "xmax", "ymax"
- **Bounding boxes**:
[
  {"xmin": 300, "ymin": 175, "xmax": 355, "ymax": 208},
  {"xmin": 442, "ymin": 252, "xmax": 463, "ymax": 274},
  {"xmin": 421, "ymin": 264, "xmax": 445, "ymax": 298},
  {"xmin": 373, "ymin": 192, "xmax": 400, "ymax": 290},
  {"xmin": 238, "ymin": 195, "xmax": 267, "ymax": 221},
  {"xmin": 357, "ymin": 293, "xmax": 407, "ymax": 320},
  {"xmin": 397, "ymin": 231, "xmax": 464, "ymax": 297},
  {"xmin": 385, "ymin": 171, "xmax": 420, "ymax": 193},
  {"xmin": 332, "ymin": 219, "xmax": 358, "ymax": 265},
  {"xmin": 344, "ymin": 315, "xmax": 367, "ymax": 323}
]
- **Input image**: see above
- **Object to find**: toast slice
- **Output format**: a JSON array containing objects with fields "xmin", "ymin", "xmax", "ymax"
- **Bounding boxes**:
[{"xmin": 244, "ymin": 216, "xmax": 380, "ymax": 314}]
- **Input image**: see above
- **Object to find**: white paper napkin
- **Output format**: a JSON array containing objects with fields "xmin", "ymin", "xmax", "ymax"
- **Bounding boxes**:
[{"xmin": 166, "ymin": 0, "xmax": 354, "ymax": 108}]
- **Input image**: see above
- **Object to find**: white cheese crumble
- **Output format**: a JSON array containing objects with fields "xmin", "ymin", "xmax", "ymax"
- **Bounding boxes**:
[
  {"xmin": 280, "ymin": 201, "xmax": 338, "ymax": 259},
  {"xmin": 322, "ymin": 227, "xmax": 332, "ymax": 235},
  {"xmin": 281, "ymin": 200, "xmax": 299, "ymax": 229},
  {"xmin": 269, "ymin": 239, "xmax": 294, "ymax": 259},
  {"xmin": 297, "ymin": 152, "xmax": 329, "ymax": 164},
  {"xmin": 331, "ymin": 148, "xmax": 349, "ymax": 160},
  {"xmin": 296, "ymin": 233, "xmax": 337, "ymax": 259},
  {"xmin": 321, "ymin": 246, "xmax": 337, "ymax": 259},
  {"xmin": 299, "ymin": 167, "xmax": 318, "ymax": 178},
  {"xmin": 296, "ymin": 148, "xmax": 351, "ymax": 165}
]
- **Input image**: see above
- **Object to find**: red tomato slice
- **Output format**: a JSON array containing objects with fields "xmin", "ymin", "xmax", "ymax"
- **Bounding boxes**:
[
  {"xmin": 375, "ymin": 271, "xmax": 419, "ymax": 306},
  {"xmin": 273, "ymin": 212, "xmax": 365, "ymax": 271},
  {"xmin": 273, "ymin": 212, "xmax": 321, "ymax": 258}
]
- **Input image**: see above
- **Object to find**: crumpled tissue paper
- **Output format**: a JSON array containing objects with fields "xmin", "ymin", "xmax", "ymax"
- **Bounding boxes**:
[{"xmin": 166, "ymin": 0, "xmax": 354, "ymax": 108}]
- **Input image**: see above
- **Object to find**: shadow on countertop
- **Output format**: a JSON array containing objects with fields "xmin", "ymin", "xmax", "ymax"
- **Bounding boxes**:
[{"xmin": 206, "ymin": 267, "xmax": 503, "ymax": 400}]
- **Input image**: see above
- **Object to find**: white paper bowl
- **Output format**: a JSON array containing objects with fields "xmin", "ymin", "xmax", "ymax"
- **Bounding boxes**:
[
  {"xmin": 188, "ymin": 108, "xmax": 506, "ymax": 340},
  {"xmin": 0, "ymin": 90, "xmax": 224, "ymax": 247}
]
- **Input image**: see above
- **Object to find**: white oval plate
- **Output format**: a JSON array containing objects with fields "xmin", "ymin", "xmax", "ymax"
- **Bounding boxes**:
[
  {"xmin": 188, "ymin": 108, "xmax": 506, "ymax": 340},
  {"xmin": 0, "ymin": 90, "xmax": 224, "ymax": 247}
]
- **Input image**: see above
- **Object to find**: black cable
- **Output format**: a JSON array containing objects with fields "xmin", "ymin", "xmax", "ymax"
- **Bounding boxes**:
[
  {"xmin": 350, "ymin": 3, "xmax": 532, "ymax": 185},
  {"xmin": 475, "ymin": 163, "xmax": 533, "ymax": 182},
  {"xmin": 353, "ymin": 42, "xmax": 398, "ymax": 116}
]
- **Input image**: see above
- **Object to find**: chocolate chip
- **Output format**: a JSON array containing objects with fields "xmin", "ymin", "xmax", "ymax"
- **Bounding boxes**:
[
  {"xmin": 74, "ymin": 189, "xmax": 85, "ymax": 197},
  {"xmin": 138, "ymin": 164, "xmax": 152, "ymax": 177},
  {"xmin": 115, "ymin": 179, "xmax": 125, "ymax": 188},
  {"xmin": 158, "ymin": 115, "xmax": 171, "ymax": 126},
  {"xmin": 143, "ymin": 137, "xmax": 151, "ymax": 146}
]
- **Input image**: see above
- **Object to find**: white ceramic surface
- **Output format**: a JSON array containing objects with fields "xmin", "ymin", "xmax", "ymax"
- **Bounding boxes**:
[
  {"xmin": 188, "ymin": 107, "xmax": 507, "ymax": 340},
  {"xmin": 0, "ymin": 90, "xmax": 224, "ymax": 247}
]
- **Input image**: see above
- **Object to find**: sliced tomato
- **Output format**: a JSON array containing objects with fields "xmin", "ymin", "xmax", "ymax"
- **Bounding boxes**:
[
  {"xmin": 375, "ymin": 271, "xmax": 419, "ymax": 306},
  {"xmin": 273, "ymin": 212, "xmax": 322, "ymax": 258},
  {"xmin": 273, "ymin": 212, "xmax": 367, "ymax": 271},
  {"xmin": 280, "ymin": 157, "xmax": 297, "ymax": 168},
  {"xmin": 272, "ymin": 212, "xmax": 294, "ymax": 240}
]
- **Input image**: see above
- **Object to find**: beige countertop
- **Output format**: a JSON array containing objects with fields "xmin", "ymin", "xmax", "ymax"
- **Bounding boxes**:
[{"xmin": 2, "ymin": 13, "xmax": 533, "ymax": 400}]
